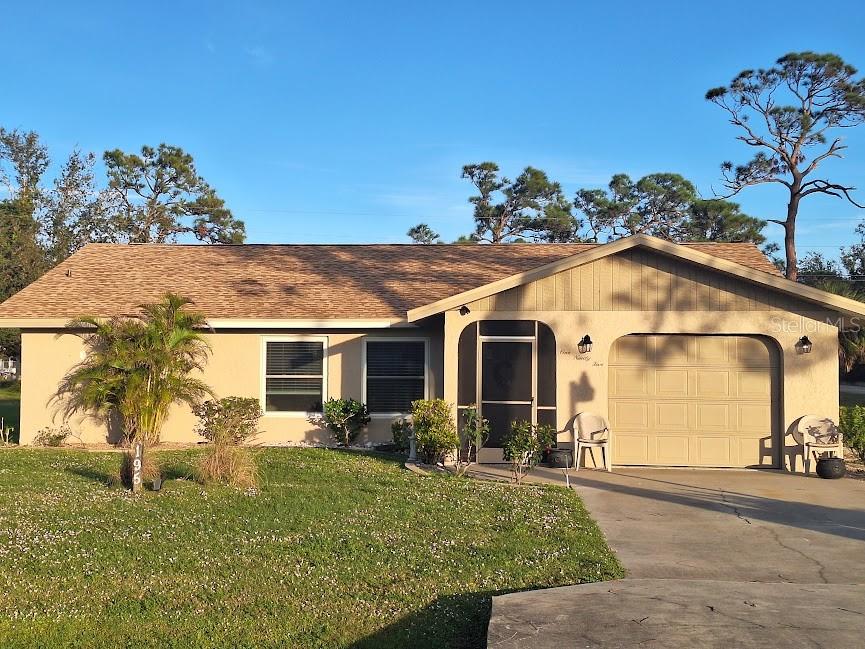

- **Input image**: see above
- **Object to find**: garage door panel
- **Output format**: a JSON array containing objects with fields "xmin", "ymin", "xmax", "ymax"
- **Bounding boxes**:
[
  {"xmin": 610, "ymin": 336, "xmax": 650, "ymax": 364},
  {"xmin": 737, "ymin": 403, "xmax": 771, "ymax": 430},
  {"xmin": 655, "ymin": 402, "xmax": 688, "ymax": 429},
  {"xmin": 609, "ymin": 335, "xmax": 777, "ymax": 468},
  {"xmin": 610, "ymin": 368, "xmax": 650, "ymax": 396},
  {"xmin": 656, "ymin": 369, "xmax": 688, "ymax": 396},
  {"xmin": 613, "ymin": 434, "xmax": 650, "ymax": 464},
  {"xmin": 696, "ymin": 336, "xmax": 731, "ymax": 365},
  {"xmin": 695, "ymin": 370, "xmax": 730, "ymax": 398},
  {"xmin": 611, "ymin": 401, "xmax": 649, "ymax": 428},
  {"xmin": 695, "ymin": 436, "xmax": 731, "ymax": 465},
  {"xmin": 695, "ymin": 403, "xmax": 730, "ymax": 430},
  {"xmin": 655, "ymin": 435, "xmax": 689, "ymax": 464},
  {"xmin": 736, "ymin": 436, "xmax": 774, "ymax": 467},
  {"xmin": 735, "ymin": 338, "xmax": 772, "ymax": 366},
  {"xmin": 737, "ymin": 371, "xmax": 771, "ymax": 397},
  {"xmin": 655, "ymin": 336, "xmax": 691, "ymax": 365}
]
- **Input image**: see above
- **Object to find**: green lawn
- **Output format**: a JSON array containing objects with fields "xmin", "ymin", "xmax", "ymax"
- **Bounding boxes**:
[{"xmin": 0, "ymin": 448, "xmax": 622, "ymax": 648}]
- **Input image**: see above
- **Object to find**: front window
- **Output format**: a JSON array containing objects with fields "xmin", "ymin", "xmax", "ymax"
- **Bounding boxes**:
[
  {"xmin": 365, "ymin": 339, "xmax": 428, "ymax": 414},
  {"xmin": 264, "ymin": 339, "xmax": 326, "ymax": 413}
]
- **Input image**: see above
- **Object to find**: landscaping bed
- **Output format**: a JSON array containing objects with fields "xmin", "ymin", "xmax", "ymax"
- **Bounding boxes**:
[{"xmin": 0, "ymin": 447, "xmax": 622, "ymax": 648}]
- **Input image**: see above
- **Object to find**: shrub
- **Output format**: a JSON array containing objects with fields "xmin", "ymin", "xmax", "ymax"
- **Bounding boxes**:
[
  {"xmin": 196, "ymin": 445, "xmax": 258, "ymax": 489},
  {"xmin": 502, "ymin": 420, "xmax": 556, "ymax": 484},
  {"xmin": 391, "ymin": 417, "xmax": 412, "ymax": 453},
  {"xmin": 34, "ymin": 425, "xmax": 70, "ymax": 447},
  {"xmin": 839, "ymin": 405, "xmax": 865, "ymax": 464},
  {"xmin": 193, "ymin": 396, "xmax": 263, "ymax": 488},
  {"xmin": 454, "ymin": 405, "xmax": 489, "ymax": 477},
  {"xmin": 411, "ymin": 399, "xmax": 458, "ymax": 464},
  {"xmin": 322, "ymin": 398, "xmax": 371, "ymax": 447},
  {"xmin": 193, "ymin": 397, "xmax": 263, "ymax": 445}
]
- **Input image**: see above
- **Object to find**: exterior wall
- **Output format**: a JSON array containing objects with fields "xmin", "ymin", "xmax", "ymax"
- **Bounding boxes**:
[
  {"xmin": 20, "ymin": 327, "xmax": 444, "ymax": 446},
  {"xmin": 444, "ymin": 308, "xmax": 839, "ymax": 472}
]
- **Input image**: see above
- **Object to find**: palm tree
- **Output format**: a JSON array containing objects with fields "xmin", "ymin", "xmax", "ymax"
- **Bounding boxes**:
[
  {"xmin": 813, "ymin": 279, "xmax": 865, "ymax": 374},
  {"xmin": 58, "ymin": 293, "xmax": 213, "ymax": 446}
]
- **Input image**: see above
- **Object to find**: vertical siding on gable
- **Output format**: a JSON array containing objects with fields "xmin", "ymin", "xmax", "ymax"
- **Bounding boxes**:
[{"xmin": 465, "ymin": 250, "xmax": 815, "ymax": 313}]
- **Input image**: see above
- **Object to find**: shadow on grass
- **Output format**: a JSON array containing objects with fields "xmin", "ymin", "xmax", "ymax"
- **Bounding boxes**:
[
  {"xmin": 349, "ymin": 592, "xmax": 493, "ymax": 649},
  {"xmin": 65, "ymin": 459, "xmax": 194, "ymax": 487},
  {"xmin": 328, "ymin": 446, "xmax": 409, "ymax": 467}
]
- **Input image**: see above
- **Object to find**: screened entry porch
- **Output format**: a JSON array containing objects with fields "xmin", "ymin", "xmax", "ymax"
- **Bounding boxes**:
[{"xmin": 457, "ymin": 320, "xmax": 557, "ymax": 463}]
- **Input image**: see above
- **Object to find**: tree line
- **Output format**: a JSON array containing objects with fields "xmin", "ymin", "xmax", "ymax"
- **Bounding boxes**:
[
  {"xmin": 0, "ymin": 131, "xmax": 243, "ymax": 356},
  {"xmin": 410, "ymin": 165, "xmax": 773, "ymax": 252},
  {"xmin": 409, "ymin": 52, "xmax": 865, "ymax": 284}
]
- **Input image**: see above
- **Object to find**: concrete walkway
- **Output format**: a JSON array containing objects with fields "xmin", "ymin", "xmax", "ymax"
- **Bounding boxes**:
[{"xmin": 485, "ymin": 467, "xmax": 865, "ymax": 647}]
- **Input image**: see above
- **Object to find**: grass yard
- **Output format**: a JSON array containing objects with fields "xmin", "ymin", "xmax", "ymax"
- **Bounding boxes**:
[{"xmin": 0, "ymin": 448, "xmax": 622, "ymax": 648}]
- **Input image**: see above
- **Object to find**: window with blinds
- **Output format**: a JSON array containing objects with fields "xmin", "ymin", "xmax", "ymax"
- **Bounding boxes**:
[
  {"xmin": 365, "ymin": 339, "xmax": 427, "ymax": 413},
  {"xmin": 264, "ymin": 339, "xmax": 325, "ymax": 413}
]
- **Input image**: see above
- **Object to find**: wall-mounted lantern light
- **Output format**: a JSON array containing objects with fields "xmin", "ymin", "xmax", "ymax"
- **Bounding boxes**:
[
  {"xmin": 796, "ymin": 335, "xmax": 813, "ymax": 354},
  {"xmin": 578, "ymin": 334, "xmax": 593, "ymax": 354},
  {"xmin": 459, "ymin": 305, "xmax": 471, "ymax": 316}
]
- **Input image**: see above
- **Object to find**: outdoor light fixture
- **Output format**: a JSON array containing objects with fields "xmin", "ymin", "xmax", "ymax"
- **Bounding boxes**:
[
  {"xmin": 797, "ymin": 336, "xmax": 813, "ymax": 354},
  {"xmin": 578, "ymin": 334, "xmax": 593, "ymax": 354},
  {"xmin": 459, "ymin": 305, "xmax": 471, "ymax": 316}
]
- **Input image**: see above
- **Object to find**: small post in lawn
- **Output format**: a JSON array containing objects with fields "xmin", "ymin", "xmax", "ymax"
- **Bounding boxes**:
[
  {"xmin": 408, "ymin": 427, "xmax": 417, "ymax": 464},
  {"xmin": 132, "ymin": 441, "xmax": 144, "ymax": 493}
]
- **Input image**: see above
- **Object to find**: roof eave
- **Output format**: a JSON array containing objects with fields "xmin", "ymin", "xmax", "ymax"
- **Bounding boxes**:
[{"xmin": 0, "ymin": 317, "xmax": 412, "ymax": 330}]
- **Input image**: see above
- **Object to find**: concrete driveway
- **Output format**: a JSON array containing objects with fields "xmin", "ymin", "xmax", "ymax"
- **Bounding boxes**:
[
  {"xmin": 486, "ymin": 468, "xmax": 865, "ymax": 647},
  {"xmin": 564, "ymin": 468, "xmax": 865, "ymax": 583}
]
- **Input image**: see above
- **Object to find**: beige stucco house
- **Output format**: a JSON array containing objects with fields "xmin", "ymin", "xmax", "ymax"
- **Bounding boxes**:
[{"xmin": 1, "ymin": 234, "xmax": 862, "ymax": 471}]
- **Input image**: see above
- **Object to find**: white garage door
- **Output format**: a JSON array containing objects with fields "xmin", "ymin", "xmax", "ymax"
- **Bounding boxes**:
[{"xmin": 608, "ymin": 335, "xmax": 777, "ymax": 468}]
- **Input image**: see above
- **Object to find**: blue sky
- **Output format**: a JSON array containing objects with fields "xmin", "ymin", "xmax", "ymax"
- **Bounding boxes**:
[{"xmin": 3, "ymin": 1, "xmax": 865, "ymax": 259}]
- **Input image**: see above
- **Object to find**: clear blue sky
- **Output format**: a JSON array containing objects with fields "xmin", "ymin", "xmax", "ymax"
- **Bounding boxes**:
[{"xmin": 3, "ymin": 1, "xmax": 865, "ymax": 258}]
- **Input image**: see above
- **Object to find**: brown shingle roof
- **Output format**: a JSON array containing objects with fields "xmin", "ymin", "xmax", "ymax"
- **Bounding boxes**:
[{"xmin": 0, "ymin": 241, "xmax": 781, "ymax": 321}]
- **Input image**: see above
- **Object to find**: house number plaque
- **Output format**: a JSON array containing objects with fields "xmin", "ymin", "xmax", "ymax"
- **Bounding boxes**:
[{"xmin": 132, "ymin": 441, "xmax": 143, "ymax": 493}]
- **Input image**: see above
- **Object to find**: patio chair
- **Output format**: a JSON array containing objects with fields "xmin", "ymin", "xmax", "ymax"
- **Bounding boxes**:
[
  {"xmin": 572, "ymin": 412, "xmax": 612, "ymax": 472},
  {"xmin": 792, "ymin": 415, "xmax": 843, "ymax": 475}
]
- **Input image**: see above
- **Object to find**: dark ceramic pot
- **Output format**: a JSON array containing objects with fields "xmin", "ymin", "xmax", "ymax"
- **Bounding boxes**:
[
  {"xmin": 546, "ymin": 449, "xmax": 572, "ymax": 469},
  {"xmin": 816, "ymin": 457, "xmax": 846, "ymax": 480}
]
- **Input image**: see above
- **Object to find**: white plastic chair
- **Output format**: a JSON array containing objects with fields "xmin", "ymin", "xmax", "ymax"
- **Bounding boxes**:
[
  {"xmin": 572, "ymin": 412, "xmax": 612, "ymax": 472},
  {"xmin": 792, "ymin": 415, "xmax": 843, "ymax": 475}
]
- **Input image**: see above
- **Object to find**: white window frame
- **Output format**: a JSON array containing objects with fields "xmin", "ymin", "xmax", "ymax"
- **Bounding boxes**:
[
  {"xmin": 362, "ymin": 337, "xmax": 430, "ymax": 418},
  {"xmin": 260, "ymin": 335, "xmax": 328, "ymax": 418}
]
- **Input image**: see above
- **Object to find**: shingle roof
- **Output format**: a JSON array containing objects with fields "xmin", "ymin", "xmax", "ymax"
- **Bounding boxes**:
[{"xmin": 0, "ymin": 241, "xmax": 781, "ymax": 321}]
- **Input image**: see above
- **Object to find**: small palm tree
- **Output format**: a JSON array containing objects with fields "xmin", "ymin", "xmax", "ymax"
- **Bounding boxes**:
[
  {"xmin": 814, "ymin": 279, "xmax": 865, "ymax": 374},
  {"xmin": 58, "ymin": 293, "xmax": 213, "ymax": 446}
]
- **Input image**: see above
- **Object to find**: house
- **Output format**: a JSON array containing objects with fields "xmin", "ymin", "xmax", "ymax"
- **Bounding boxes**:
[{"xmin": 0, "ymin": 234, "xmax": 861, "ymax": 470}]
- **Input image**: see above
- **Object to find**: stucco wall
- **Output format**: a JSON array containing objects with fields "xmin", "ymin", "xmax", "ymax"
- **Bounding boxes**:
[
  {"xmin": 20, "ymin": 327, "xmax": 444, "ymax": 446},
  {"xmin": 444, "ymin": 308, "xmax": 840, "ymax": 471}
]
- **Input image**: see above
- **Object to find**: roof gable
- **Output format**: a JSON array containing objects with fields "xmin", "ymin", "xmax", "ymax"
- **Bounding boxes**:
[{"xmin": 407, "ymin": 235, "xmax": 865, "ymax": 321}]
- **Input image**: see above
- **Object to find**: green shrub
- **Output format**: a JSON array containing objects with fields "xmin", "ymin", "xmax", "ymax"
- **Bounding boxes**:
[
  {"xmin": 193, "ymin": 397, "xmax": 263, "ymax": 488},
  {"xmin": 322, "ymin": 398, "xmax": 371, "ymax": 447},
  {"xmin": 391, "ymin": 418, "xmax": 412, "ymax": 453},
  {"xmin": 454, "ymin": 405, "xmax": 489, "ymax": 476},
  {"xmin": 34, "ymin": 425, "xmax": 70, "ymax": 447},
  {"xmin": 502, "ymin": 420, "xmax": 556, "ymax": 483},
  {"xmin": 193, "ymin": 397, "xmax": 263, "ymax": 445},
  {"xmin": 411, "ymin": 399, "xmax": 458, "ymax": 464},
  {"xmin": 839, "ymin": 405, "xmax": 865, "ymax": 463}
]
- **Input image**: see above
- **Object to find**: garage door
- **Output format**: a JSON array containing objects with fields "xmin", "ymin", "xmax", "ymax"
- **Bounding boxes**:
[{"xmin": 608, "ymin": 335, "xmax": 777, "ymax": 468}]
